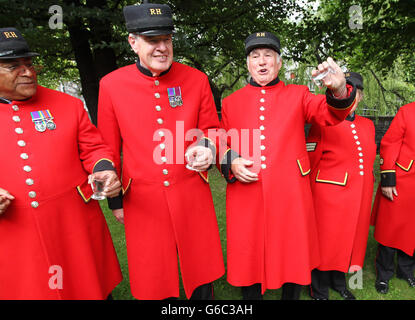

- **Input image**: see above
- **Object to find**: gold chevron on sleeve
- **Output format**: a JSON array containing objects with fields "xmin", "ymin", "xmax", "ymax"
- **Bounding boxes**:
[
  {"xmin": 396, "ymin": 160, "xmax": 413, "ymax": 172},
  {"xmin": 297, "ymin": 159, "xmax": 311, "ymax": 176}
]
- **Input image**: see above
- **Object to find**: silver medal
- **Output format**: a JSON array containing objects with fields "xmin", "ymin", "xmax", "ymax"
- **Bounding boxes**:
[{"xmin": 35, "ymin": 121, "xmax": 47, "ymax": 132}]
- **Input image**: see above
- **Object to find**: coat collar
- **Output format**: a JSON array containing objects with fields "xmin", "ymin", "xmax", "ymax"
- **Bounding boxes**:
[
  {"xmin": 346, "ymin": 112, "xmax": 356, "ymax": 122},
  {"xmin": 136, "ymin": 59, "xmax": 172, "ymax": 77},
  {"xmin": 249, "ymin": 76, "xmax": 280, "ymax": 87},
  {"xmin": 0, "ymin": 97, "xmax": 11, "ymax": 104}
]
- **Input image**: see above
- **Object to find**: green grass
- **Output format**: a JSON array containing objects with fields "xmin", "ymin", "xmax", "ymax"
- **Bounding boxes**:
[{"xmin": 101, "ymin": 156, "xmax": 415, "ymax": 300}]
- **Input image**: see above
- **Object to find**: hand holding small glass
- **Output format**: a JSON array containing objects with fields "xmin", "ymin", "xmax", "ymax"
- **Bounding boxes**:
[
  {"xmin": 90, "ymin": 179, "xmax": 106, "ymax": 200},
  {"xmin": 88, "ymin": 170, "xmax": 122, "ymax": 200},
  {"xmin": 185, "ymin": 146, "xmax": 213, "ymax": 172},
  {"xmin": 311, "ymin": 57, "xmax": 347, "ymax": 98}
]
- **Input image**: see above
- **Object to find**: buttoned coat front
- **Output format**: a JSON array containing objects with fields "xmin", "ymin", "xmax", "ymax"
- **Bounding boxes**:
[
  {"xmin": 371, "ymin": 102, "xmax": 415, "ymax": 256},
  {"xmin": 0, "ymin": 86, "xmax": 122, "ymax": 299},
  {"xmin": 98, "ymin": 62, "xmax": 225, "ymax": 300},
  {"xmin": 306, "ymin": 115, "xmax": 376, "ymax": 272},
  {"xmin": 220, "ymin": 80, "xmax": 356, "ymax": 292}
]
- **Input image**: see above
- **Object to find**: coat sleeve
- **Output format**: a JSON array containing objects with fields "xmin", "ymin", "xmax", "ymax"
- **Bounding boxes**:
[
  {"xmin": 76, "ymin": 98, "xmax": 115, "ymax": 173},
  {"xmin": 196, "ymin": 75, "xmax": 220, "ymax": 151},
  {"xmin": 302, "ymin": 81, "xmax": 357, "ymax": 127},
  {"xmin": 97, "ymin": 79, "xmax": 124, "ymax": 209},
  {"xmin": 379, "ymin": 107, "xmax": 407, "ymax": 187},
  {"xmin": 306, "ymin": 124, "xmax": 324, "ymax": 173},
  {"xmin": 215, "ymin": 98, "xmax": 239, "ymax": 183},
  {"xmin": 195, "ymin": 76, "xmax": 221, "ymax": 181}
]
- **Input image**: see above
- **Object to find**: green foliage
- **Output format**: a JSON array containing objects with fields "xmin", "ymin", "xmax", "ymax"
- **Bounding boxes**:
[
  {"xmin": 2, "ymin": 1, "xmax": 414, "ymax": 114},
  {"xmin": 285, "ymin": 0, "xmax": 415, "ymax": 115},
  {"xmin": 0, "ymin": 0, "xmax": 305, "ymax": 110}
]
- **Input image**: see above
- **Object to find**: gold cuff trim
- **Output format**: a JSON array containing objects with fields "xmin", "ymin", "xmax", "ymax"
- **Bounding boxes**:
[
  {"xmin": 380, "ymin": 170, "xmax": 396, "ymax": 173},
  {"xmin": 198, "ymin": 171, "xmax": 209, "ymax": 183},
  {"xmin": 221, "ymin": 148, "xmax": 232, "ymax": 165},
  {"xmin": 297, "ymin": 159, "xmax": 311, "ymax": 176},
  {"xmin": 316, "ymin": 170, "xmax": 348, "ymax": 186},
  {"xmin": 122, "ymin": 178, "xmax": 132, "ymax": 195},
  {"xmin": 77, "ymin": 185, "xmax": 91, "ymax": 203},
  {"xmin": 396, "ymin": 160, "xmax": 413, "ymax": 172}
]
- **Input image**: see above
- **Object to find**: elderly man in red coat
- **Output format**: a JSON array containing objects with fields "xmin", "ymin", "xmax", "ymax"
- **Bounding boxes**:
[
  {"xmin": 371, "ymin": 102, "xmax": 415, "ymax": 294},
  {"xmin": 0, "ymin": 28, "xmax": 123, "ymax": 299},
  {"xmin": 306, "ymin": 72, "xmax": 377, "ymax": 300},
  {"xmin": 97, "ymin": 3, "xmax": 224, "ymax": 300},
  {"xmin": 218, "ymin": 32, "xmax": 357, "ymax": 300}
]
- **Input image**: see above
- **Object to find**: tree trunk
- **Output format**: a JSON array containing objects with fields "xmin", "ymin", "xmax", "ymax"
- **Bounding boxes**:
[
  {"xmin": 87, "ymin": 0, "xmax": 119, "ymax": 80},
  {"xmin": 64, "ymin": 0, "xmax": 119, "ymax": 125},
  {"xmin": 67, "ymin": 25, "xmax": 100, "ymax": 125}
]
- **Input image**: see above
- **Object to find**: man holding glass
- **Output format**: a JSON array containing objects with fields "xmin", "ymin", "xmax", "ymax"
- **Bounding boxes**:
[
  {"xmin": 0, "ymin": 28, "xmax": 122, "ymax": 299},
  {"xmin": 97, "ymin": 2, "xmax": 224, "ymax": 300},
  {"xmin": 218, "ymin": 31, "xmax": 358, "ymax": 300}
]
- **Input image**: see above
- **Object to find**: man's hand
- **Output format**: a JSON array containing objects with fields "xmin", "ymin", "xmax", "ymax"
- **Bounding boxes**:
[
  {"xmin": 88, "ymin": 170, "xmax": 122, "ymax": 198},
  {"xmin": 0, "ymin": 188, "xmax": 14, "ymax": 215},
  {"xmin": 112, "ymin": 208, "xmax": 124, "ymax": 224},
  {"xmin": 185, "ymin": 146, "xmax": 213, "ymax": 171},
  {"xmin": 381, "ymin": 186, "xmax": 398, "ymax": 201},
  {"xmin": 312, "ymin": 57, "xmax": 347, "ymax": 98},
  {"xmin": 231, "ymin": 157, "xmax": 259, "ymax": 183}
]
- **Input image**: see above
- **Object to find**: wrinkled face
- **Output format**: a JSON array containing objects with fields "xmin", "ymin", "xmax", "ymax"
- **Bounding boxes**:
[
  {"xmin": 247, "ymin": 48, "xmax": 282, "ymax": 86},
  {"xmin": 128, "ymin": 33, "xmax": 173, "ymax": 76},
  {"xmin": 0, "ymin": 57, "xmax": 37, "ymax": 100}
]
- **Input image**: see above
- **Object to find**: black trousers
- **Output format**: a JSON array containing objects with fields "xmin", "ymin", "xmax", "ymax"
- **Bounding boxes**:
[
  {"xmin": 164, "ymin": 282, "xmax": 214, "ymax": 300},
  {"xmin": 375, "ymin": 243, "xmax": 415, "ymax": 282},
  {"xmin": 241, "ymin": 282, "xmax": 302, "ymax": 300},
  {"xmin": 310, "ymin": 269, "xmax": 346, "ymax": 299},
  {"xmin": 189, "ymin": 282, "xmax": 214, "ymax": 300}
]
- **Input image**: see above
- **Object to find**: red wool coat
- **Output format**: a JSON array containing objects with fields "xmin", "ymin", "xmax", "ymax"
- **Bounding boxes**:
[
  {"xmin": 306, "ymin": 115, "xmax": 376, "ymax": 272},
  {"xmin": 98, "ymin": 62, "xmax": 225, "ymax": 300},
  {"xmin": 219, "ymin": 80, "xmax": 356, "ymax": 292},
  {"xmin": 0, "ymin": 86, "xmax": 122, "ymax": 299},
  {"xmin": 371, "ymin": 102, "xmax": 415, "ymax": 256}
]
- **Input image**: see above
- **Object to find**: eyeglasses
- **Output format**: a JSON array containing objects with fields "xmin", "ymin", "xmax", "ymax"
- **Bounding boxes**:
[{"xmin": 0, "ymin": 62, "xmax": 36, "ymax": 73}]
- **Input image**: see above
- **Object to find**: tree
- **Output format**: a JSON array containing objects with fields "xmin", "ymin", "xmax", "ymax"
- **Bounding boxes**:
[
  {"xmin": 0, "ymin": 0, "xmax": 303, "ymax": 123},
  {"xmin": 287, "ymin": 0, "xmax": 415, "ymax": 115}
]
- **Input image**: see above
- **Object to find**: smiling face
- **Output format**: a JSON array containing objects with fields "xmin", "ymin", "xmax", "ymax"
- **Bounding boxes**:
[
  {"xmin": 0, "ymin": 57, "xmax": 37, "ymax": 100},
  {"xmin": 247, "ymin": 48, "xmax": 282, "ymax": 87},
  {"xmin": 128, "ymin": 33, "xmax": 173, "ymax": 77}
]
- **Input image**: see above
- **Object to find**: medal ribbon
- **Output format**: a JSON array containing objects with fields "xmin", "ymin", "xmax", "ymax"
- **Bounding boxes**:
[
  {"xmin": 167, "ymin": 87, "xmax": 175, "ymax": 98},
  {"xmin": 31, "ymin": 109, "xmax": 53, "ymax": 122}
]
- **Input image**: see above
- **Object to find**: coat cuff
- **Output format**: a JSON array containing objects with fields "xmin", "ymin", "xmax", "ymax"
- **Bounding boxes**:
[
  {"xmin": 107, "ymin": 191, "xmax": 123, "ymax": 210},
  {"xmin": 220, "ymin": 149, "xmax": 240, "ymax": 183},
  {"xmin": 197, "ymin": 137, "xmax": 216, "ymax": 170},
  {"xmin": 380, "ymin": 171, "xmax": 396, "ymax": 187},
  {"xmin": 326, "ymin": 80, "xmax": 357, "ymax": 110},
  {"xmin": 92, "ymin": 159, "xmax": 116, "ymax": 173}
]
